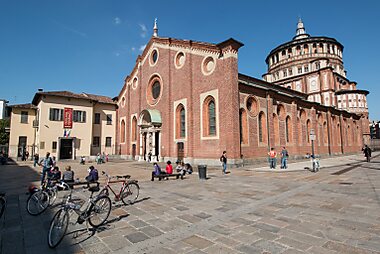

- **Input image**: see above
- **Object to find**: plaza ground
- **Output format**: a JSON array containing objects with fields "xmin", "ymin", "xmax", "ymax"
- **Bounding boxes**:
[{"xmin": 0, "ymin": 153, "xmax": 379, "ymax": 254}]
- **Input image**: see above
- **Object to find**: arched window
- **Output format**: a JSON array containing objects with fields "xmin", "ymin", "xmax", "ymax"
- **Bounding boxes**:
[
  {"xmin": 285, "ymin": 116, "xmax": 292, "ymax": 143},
  {"xmin": 239, "ymin": 109, "xmax": 248, "ymax": 144},
  {"xmin": 120, "ymin": 120, "xmax": 126, "ymax": 143},
  {"xmin": 132, "ymin": 116, "xmax": 137, "ymax": 142},
  {"xmin": 323, "ymin": 122, "xmax": 328, "ymax": 144},
  {"xmin": 258, "ymin": 112, "xmax": 267, "ymax": 143},
  {"xmin": 273, "ymin": 113, "xmax": 280, "ymax": 145},
  {"xmin": 337, "ymin": 123, "xmax": 341, "ymax": 145},
  {"xmin": 176, "ymin": 104, "xmax": 186, "ymax": 138},
  {"xmin": 347, "ymin": 125, "xmax": 351, "ymax": 146},
  {"xmin": 203, "ymin": 96, "xmax": 216, "ymax": 136},
  {"xmin": 297, "ymin": 117, "xmax": 302, "ymax": 144},
  {"xmin": 306, "ymin": 120, "xmax": 311, "ymax": 143}
]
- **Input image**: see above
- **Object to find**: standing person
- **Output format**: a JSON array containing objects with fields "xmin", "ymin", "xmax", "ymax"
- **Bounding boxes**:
[
  {"xmin": 39, "ymin": 152, "xmax": 53, "ymax": 185},
  {"xmin": 280, "ymin": 147, "xmax": 288, "ymax": 169},
  {"xmin": 268, "ymin": 148, "xmax": 277, "ymax": 169},
  {"xmin": 166, "ymin": 161, "xmax": 173, "ymax": 174},
  {"xmin": 33, "ymin": 153, "xmax": 39, "ymax": 167},
  {"xmin": 220, "ymin": 151, "xmax": 227, "ymax": 175},
  {"xmin": 362, "ymin": 145, "xmax": 372, "ymax": 162},
  {"xmin": 25, "ymin": 150, "xmax": 29, "ymax": 161}
]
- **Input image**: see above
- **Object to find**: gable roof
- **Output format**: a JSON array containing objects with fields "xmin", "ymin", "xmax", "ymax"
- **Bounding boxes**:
[{"xmin": 32, "ymin": 91, "xmax": 116, "ymax": 105}]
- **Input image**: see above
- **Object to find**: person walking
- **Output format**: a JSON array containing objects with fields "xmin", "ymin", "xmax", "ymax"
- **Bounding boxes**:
[
  {"xmin": 39, "ymin": 152, "xmax": 53, "ymax": 185},
  {"xmin": 268, "ymin": 148, "xmax": 277, "ymax": 169},
  {"xmin": 280, "ymin": 147, "xmax": 288, "ymax": 169},
  {"xmin": 220, "ymin": 151, "xmax": 227, "ymax": 175},
  {"xmin": 362, "ymin": 145, "xmax": 372, "ymax": 162},
  {"xmin": 33, "ymin": 153, "xmax": 39, "ymax": 167}
]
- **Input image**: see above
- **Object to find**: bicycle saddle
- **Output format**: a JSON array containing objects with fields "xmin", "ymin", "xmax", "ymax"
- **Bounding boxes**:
[
  {"xmin": 116, "ymin": 175, "xmax": 131, "ymax": 179},
  {"xmin": 88, "ymin": 186, "xmax": 100, "ymax": 192}
]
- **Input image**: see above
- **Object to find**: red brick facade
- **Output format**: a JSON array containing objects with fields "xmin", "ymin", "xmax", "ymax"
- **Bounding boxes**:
[{"xmin": 116, "ymin": 35, "xmax": 365, "ymax": 166}]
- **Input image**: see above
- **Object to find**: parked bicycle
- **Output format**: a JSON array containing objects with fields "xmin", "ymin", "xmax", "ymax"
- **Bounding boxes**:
[
  {"xmin": 0, "ymin": 192, "xmax": 6, "ymax": 219},
  {"xmin": 47, "ymin": 182, "xmax": 111, "ymax": 248},
  {"xmin": 26, "ymin": 180, "xmax": 70, "ymax": 216},
  {"xmin": 100, "ymin": 171, "xmax": 140, "ymax": 205}
]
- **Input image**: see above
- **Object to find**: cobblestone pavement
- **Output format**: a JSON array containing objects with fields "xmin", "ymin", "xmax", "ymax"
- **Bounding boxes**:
[{"xmin": 0, "ymin": 153, "xmax": 379, "ymax": 254}]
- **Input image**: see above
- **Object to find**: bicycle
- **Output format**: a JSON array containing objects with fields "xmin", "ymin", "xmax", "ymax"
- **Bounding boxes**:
[
  {"xmin": 0, "ymin": 192, "xmax": 6, "ymax": 219},
  {"xmin": 47, "ymin": 182, "xmax": 111, "ymax": 248},
  {"xmin": 100, "ymin": 171, "xmax": 140, "ymax": 205},
  {"xmin": 26, "ymin": 180, "xmax": 70, "ymax": 216}
]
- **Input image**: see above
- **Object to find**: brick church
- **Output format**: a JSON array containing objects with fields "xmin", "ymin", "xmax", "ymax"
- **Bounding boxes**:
[{"xmin": 116, "ymin": 19, "xmax": 370, "ymax": 166}]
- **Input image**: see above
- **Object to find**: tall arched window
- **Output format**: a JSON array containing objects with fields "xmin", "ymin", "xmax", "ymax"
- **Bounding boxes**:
[
  {"xmin": 323, "ymin": 122, "xmax": 328, "ymax": 144},
  {"xmin": 297, "ymin": 117, "xmax": 302, "ymax": 144},
  {"xmin": 285, "ymin": 116, "xmax": 292, "ymax": 143},
  {"xmin": 273, "ymin": 113, "xmax": 280, "ymax": 145},
  {"xmin": 120, "ymin": 120, "xmax": 126, "ymax": 143},
  {"xmin": 132, "ymin": 116, "xmax": 137, "ymax": 142},
  {"xmin": 176, "ymin": 104, "xmax": 186, "ymax": 138},
  {"xmin": 239, "ymin": 109, "xmax": 248, "ymax": 144},
  {"xmin": 258, "ymin": 112, "xmax": 267, "ymax": 143},
  {"xmin": 203, "ymin": 96, "xmax": 217, "ymax": 136},
  {"xmin": 306, "ymin": 120, "xmax": 311, "ymax": 143}
]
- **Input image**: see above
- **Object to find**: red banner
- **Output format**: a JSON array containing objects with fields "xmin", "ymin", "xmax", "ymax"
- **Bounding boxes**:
[{"xmin": 63, "ymin": 108, "xmax": 73, "ymax": 129}]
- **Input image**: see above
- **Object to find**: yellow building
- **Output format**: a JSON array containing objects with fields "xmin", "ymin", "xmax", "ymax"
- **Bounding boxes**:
[{"xmin": 9, "ymin": 91, "xmax": 117, "ymax": 160}]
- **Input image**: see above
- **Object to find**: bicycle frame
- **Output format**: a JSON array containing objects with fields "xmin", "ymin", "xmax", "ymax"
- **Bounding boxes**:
[{"xmin": 101, "ymin": 172, "xmax": 128, "ymax": 201}]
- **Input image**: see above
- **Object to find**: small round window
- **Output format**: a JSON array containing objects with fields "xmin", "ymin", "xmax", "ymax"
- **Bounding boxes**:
[
  {"xmin": 175, "ymin": 52, "xmax": 185, "ymax": 68},
  {"xmin": 150, "ymin": 49, "xmax": 159, "ymax": 66},
  {"xmin": 152, "ymin": 81, "xmax": 161, "ymax": 99},
  {"xmin": 202, "ymin": 56, "xmax": 216, "ymax": 75}
]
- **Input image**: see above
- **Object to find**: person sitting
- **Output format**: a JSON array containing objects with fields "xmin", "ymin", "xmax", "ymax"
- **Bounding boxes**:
[
  {"xmin": 62, "ymin": 165, "xmax": 75, "ymax": 183},
  {"xmin": 176, "ymin": 161, "xmax": 186, "ymax": 176},
  {"xmin": 151, "ymin": 162, "xmax": 164, "ymax": 181},
  {"xmin": 85, "ymin": 166, "xmax": 99, "ymax": 182},
  {"xmin": 49, "ymin": 166, "xmax": 62, "ymax": 182},
  {"xmin": 184, "ymin": 163, "xmax": 193, "ymax": 174},
  {"xmin": 166, "ymin": 160, "xmax": 173, "ymax": 174}
]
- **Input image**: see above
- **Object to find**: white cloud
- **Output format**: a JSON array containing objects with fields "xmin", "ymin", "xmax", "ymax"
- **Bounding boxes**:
[
  {"xmin": 139, "ymin": 44, "xmax": 146, "ymax": 51},
  {"xmin": 139, "ymin": 23, "xmax": 147, "ymax": 38},
  {"xmin": 114, "ymin": 17, "xmax": 121, "ymax": 25},
  {"xmin": 131, "ymin": 47, "xmax": 136, "ymax": 52}
]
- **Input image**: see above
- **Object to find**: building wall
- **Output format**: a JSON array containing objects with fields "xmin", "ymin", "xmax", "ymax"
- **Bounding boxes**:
[
  {"xmin": 93, "ymin": 103, "xmax": 117, "ymax": 155},
  {"xmin": 9, "ymin": 108, "xmax": 36, "ymax": 158}
]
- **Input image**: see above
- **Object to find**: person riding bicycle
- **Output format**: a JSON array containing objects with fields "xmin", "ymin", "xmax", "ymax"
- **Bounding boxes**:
[{"xmin": 85, "ymin": 166, "xmax": 99, "ymax": 182}]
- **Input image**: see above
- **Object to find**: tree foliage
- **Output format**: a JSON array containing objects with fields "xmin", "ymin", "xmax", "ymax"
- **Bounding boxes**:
[{"xmin": 0, "ymin": 119, "xmax": 10, "ymax": 145}]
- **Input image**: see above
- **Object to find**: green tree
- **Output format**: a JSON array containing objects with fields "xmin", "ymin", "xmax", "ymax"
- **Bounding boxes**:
[{"xmin": 0, "ymin": 119, "xmax": 10, "ymax": 145}]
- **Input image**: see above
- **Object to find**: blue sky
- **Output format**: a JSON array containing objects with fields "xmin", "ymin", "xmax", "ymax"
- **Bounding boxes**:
[{"xmin": 1, "ymin": 0, "xmax": 379, "ymax": 120}]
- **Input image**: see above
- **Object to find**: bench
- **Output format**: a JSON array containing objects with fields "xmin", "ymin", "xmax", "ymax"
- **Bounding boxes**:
[{"xmin": 151, "ymin": 173, "xmax": 184, "ymax": 181}]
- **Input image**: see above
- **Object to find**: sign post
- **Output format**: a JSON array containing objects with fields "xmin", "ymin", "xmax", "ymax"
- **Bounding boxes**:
[{"xmin": 309, "ymin": 129, "xmax": 316, "ymax": 158}]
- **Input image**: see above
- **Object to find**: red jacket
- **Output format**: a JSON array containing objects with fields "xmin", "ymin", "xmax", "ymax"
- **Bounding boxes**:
[{"xmin": 166, "ymin": 164, "xmax": 173, "ymax": 174}]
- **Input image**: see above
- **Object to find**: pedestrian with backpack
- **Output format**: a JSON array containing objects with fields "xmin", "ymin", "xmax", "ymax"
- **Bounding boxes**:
[{"xmin": 280, "ymin": 147, "xmax": 289, "ymax": 169}]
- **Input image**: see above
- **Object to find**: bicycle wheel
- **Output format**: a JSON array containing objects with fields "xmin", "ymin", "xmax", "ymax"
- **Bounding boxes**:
[
  {"xmin": 121, "ymin": 182, "xmax": 140, "ymax": 205},
  {"xmin": 88, "ymin": 195, "xmax": 111, "ymax": 228},
  {"xmin": 98, "ymin": 188, "xmax": 109, "ymax": 197},
  {"xmin": 26, "ymin": 190, "xmax": 50, "ymax": 216},
  {"xmin": 0, "ymin": 196, "xmax": 6, "ymax": 219},
  {"xmin": 47, "ymin": 209, "xmax": 69, "ymax": 248}
]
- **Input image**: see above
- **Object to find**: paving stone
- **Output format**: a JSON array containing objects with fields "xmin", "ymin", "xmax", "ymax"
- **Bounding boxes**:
[
  {"xmin": 150, "ymin": 247, "xmax": 177, "ymax": 254},
  {"xmin": 322, "ymin": 240, "xmax": 377, "ymax": 254},
  {"xmin": 209, "ymin": 225, "xmax": 232, "ymax": 236},
  {"xmin": 139, "ymin": 225, "xmax": 164, "ymax": 237},
  {"xmin": 102, "ymin": 235, "xmax": 131, "ymax": 251},
  {"xmin": 276, "ymin": 236, "xmax": 312, "ymax": 251},
  {"xmin": 214, "ymin": 236, "xmax": 241, "ymax": 247},
  {"xmin": 174, "ymin": 205, "xmax": 189, "ymax": 211},
  {"xmin": 194, "ymin": 212, "xmax": 212, "ymax": 219},
  {"xmin": 235, "ymin": 244, "xmax": 262, "ymax": 254},
  {"xmin": 253, "ymin": 222, "xmax": 281, "ymax": 233},
  {"xmin": 177, "ymin": 214, "xmax": 202, "ymax": 224},
  {"xmin": 124, "ymin": 232, "xmax": 150, "ymax": 243},
  {"xmin": 281, "ymin": 248, "xmax": 306, "ymax": 254},
  {"xmin": 182, "ymin": 235, "xmax": 214, "ymax": 249},
  {"xmin": 83, "ymin": 242, "xmax": 111, "ymax": 254},
  {"xmin": 128, "ymin": 219, "xmax": 149, "ymax": 228},
  {"xmin": 204, "ymin": 244, "xmax": 237, "ymax": 254},
  {"xmin": 251, "ymin": 239, "xmax": 287, "ymax": 254}
]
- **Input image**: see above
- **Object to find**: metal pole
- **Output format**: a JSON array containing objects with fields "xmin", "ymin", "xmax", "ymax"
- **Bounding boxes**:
[{"xmin": 311, "ymin": 139, "xmax": 315, "ymax": 158}]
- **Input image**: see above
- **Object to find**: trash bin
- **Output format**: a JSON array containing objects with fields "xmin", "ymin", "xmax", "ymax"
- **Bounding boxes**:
[{"xmin": 198, "ymin": 165, "xmax": 207, "ymax": 180}]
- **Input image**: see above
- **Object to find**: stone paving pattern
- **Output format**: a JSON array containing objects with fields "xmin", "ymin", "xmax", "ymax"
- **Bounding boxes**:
[{"xmin": 0, "ymin": 153, "xmax": 379, "ymax": 254}]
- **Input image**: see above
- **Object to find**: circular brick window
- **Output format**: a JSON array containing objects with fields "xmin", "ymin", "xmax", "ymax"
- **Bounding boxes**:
[
  {"xmin": 246, "ymin": 96, "xmax": 259, "ymax": 116},
  {"xmin": 175, "ymin": 51, "xmax": 185, "ymax": 69},
  {"xmin": 202, "ymin": 56, "xmax": 215, "ymax": 75},
  {"xmin": 146, "ymin": 75, "xmax": 163, "ymax": 106},
  {"xmin": 149, "ymin": 49, "xmax": 159, "ymax": 66}
]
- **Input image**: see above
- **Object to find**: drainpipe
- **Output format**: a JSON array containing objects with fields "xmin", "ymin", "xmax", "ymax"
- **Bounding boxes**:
[
  {"xmin": 266, "ymin": 92, "xmax": 271, "ymax": 151},
  {"xmin": 326, "ymin": 110, "xmax": 332, "ymax": 155}
]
